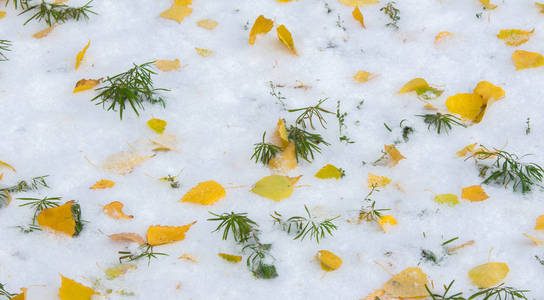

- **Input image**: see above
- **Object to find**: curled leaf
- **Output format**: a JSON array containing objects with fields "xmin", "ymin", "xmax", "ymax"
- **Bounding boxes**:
[
  {"xmin": 104, "ymin": 201, "xmax": 133, "ymax": 220},
  {"xmin": 90, "ymin": 179, "xmax": 115, "ymax": 190},
  {"xmin": 277, "ymin": 24, "xmax": 296, "ymax": 55},
  {"xmin": 382, "ymin": 267, "xmax": 429, "ymax": 298},
  {"xmin": 0, "ymin": 160, "xmax": 15, "ymax": 172},
  {"xmin": 73, "ymin": 78, "xmax": 102, "ymax": 93},
  {"xmin": 497, "ymin": 29, "xmax": 534, "ymax": 46},
  {"xmin": 218, "ymin": 253, "xmax": 242, "ymax": 263},
  {"xmin": 146, "ymin": 222, "xmax": 195, "ymax": 246},
  {"xmin": 249, "ymin": 15, "xmax": 274, "ymax": 45},
  {"xmin": 180, "ymin": 180, "xmax": 226, "ymax": 205},
  {"xmin": 156, "ymin": 59, "xmax": 180, "ymax": 72},
  {"xmin": 75, "ymin": 40, "xmax": 90, "ymax": 70},
  {"xmin": 316, "ymin": 250, "xmax": 342, "ymax": 271},
  {"xmin": 108, "ymin": 233, "xmax": 146, "ymax": 245},
  {"xmin": 33, "ymin": 24, "xmax": 58, "ymax": 39},
  {"xmin": 512, "ymin": 50, "xmax": 544, "ymax": 70},
  {"xmin": 352, "ymin": 7, "xmax": 365, "ymax": 28},
  {"xmin": 251, "ymin": 175, "xmax": 301, "ymax": 201},
  {"xmin": 435, "ymin": 31, "xmax": 453, "ymax": 45},
  {"xmin": 461, "ymin": 185, "xmax": 489, "ymax": 202},
  {"xmin": 468, "ymin": 262, "xmax": 509, "ymax": 288}
]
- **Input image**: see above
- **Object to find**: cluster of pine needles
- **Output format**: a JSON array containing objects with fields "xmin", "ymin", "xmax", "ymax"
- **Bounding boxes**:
[
  {"xmin": 426, "ymin": 280, "xmax": 528, "ymax": 300},
  {"xmin": 417, "ymin": 112, "xmax": 466, "ymax": 134},
  {"xmin": 271, "ymin": 205, "xmax": 339, "ymax": 243},
  {"xmin": 0, "ymin": 40, "xmax": 11, "ymax": 61},
  {"xmin": 20, "ymin": 0, "xmax": 95, "ymax": 26}
]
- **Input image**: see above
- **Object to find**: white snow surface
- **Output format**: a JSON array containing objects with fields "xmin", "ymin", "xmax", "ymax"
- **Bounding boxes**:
[{"xmin": 1, "ymin": 0, "xmax": 544, "ymax": 299}]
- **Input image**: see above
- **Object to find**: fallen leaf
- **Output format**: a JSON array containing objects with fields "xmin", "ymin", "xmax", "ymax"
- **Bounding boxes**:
[
  {"xmin": 37, "ymin": 200, "xmax": 77, "ymax": 237},
  {"xmin": 105, "ymin": 264, "xmax": 137, "ymax": 279},
  {"xmin": 352, "ymin": 7, "xmax": 365, "ymax": 28},
  {"xmin": 58, "ymin": 275, "xmax": 98, "ymax": 300},
  {"xmin": 147, "ymin": 118, "xmax": 167, "ymax": 134},
  {"xmin": 273, "ymin": 119, "xmax": 289, "ymax": 147},
  {"xmin": 102, "ymin": 152, "xmax": 151, "ymax": 175},
  {"xmin": 382, "ymin": 267, "xmax": 429, "ymax": 298},
  {"xmin": 468, "ymin": 262, "xmax": 509, "ymax": 288},
  {"xmin": 75, "ymin": 40, "xmax": 90, "ymax": 70},
  {"xmin": 277, "ymin": 24, "xmax": 296, "ymax": 55},
  {"xmin": 108, "ymin": 233, "xmax": 146, "ymax": 245},
  {"xmin": 249, "ymin": 15, "xmax": 274, "ymax": 45},
  {"xmin": 378, "ymin": 215, "xmax": 397, "ymax": 232},
  {"xmin": 353, "ymin": 70, "xmax": 374, "ymax": 82},
  {"xmin": 195, "ymin": 47, "xmax": 213, "ymax": 57},
  {"xmin": 363, "ymin": 290, "xmax": 390, "ymax": 300},
  {"xmin": 315, "ymin": 164, "xmax": 342, "ymax": 179},
  {"xmin": 73, "ymin": 78, "xmax": 102, "ymax": 93},
  {"xmin": 497, "ymin": 29, "xmax": 534, "ymax": 46},
  {"xmin": 196, "ymin": 19, "xmax": 218, "ymax": 30},
  {"xmin": 251, "ymin": 175, "xmax": 301, "ymax": 201},
  {"xmin": 90, "ymin": 179, "xmax": 115, "ymax": 190},
  {"xmin": 473, "ymin": 81, "xmax": 505, "ymax": 102},
  {"xmin": 316, "ymin": 250, "xmax": 342, "ymax": 271},
  {"xmin": 0, "ymin": 11, "xmax": 5, "ymax": 19},
  {"xmin": 446, "ymin": 93, "xmax": 486, "ymax": 123},
  {"xmin": 524, "ymin": 233, "xmax": 544, "ymax": 246},
  {"xmin": 104, "ymin": 201, "xmax": 133, "ymax": 220},
  {"xmin": 150, "ymin": 134, "xmax": 178, "ymax": 152},
  {"xmin": 512, "ymin": 50, "xmax": 544, "ymax": 70},
  {"xmin": 434, "ymin": 194, "xmax": 459, "ymax": 206},
  {"xmin": 456, "ymin": 143, "xmax": 478, "ymax": 157},
  {"xmin": 424, "ymin": 103, "xmax": 438, "ymax": 110},
  {"xmin": 147, "ymin": 222, "xmax": 195, "ymax": 246},
  {"xmin": 180, "ymin": 181, "xmax": 226, "ymax": 205},
  {"xmin": 384, "ymin": 144, "xmax": 406, "ymax": 166},
  {"xmin": 11, "ymin": 289, "xmax": 26, "ymax": 300},
  {"xmin": 435, "ymin": 31, "xmax": 453, "ymax": 45},
  {"xmin": 218, "ymin": 253, "xmax": 242, "ymax": 263},
  {"xmin": 479, "ymin": 0, "xmax": 497, "ymax": 9},
  {"xmin": 33, "ymin": 24, "xmax": 58, "ymax": 39},
  {"xmin": 535, "ymin": 215, "xmax": 544, "ymax": 230},
  {"xmin": 461, "ymin": 185, "xmax": 489, "ymax": 202},
  {"xmin": 178, "ymin": 253, "xmax": 198, "ymax": 262},
  {"xmin": 160, "ymin": 0, "xmax": 192, "ymax": 23},
  {"xmin": 398, "ymin": 78, "xmax": 443, "ymax": 100},
  {"xmin": 0, "ymin": 160, "xmax": 15, "ymax": 172},
  {"xmin": 156, "ymin": 59, "xmax": 180, "ymax": 72},
  {"xmin": 268, "ymin": 142, "xmax": 297, "ymax": 172},
  {"xmin": 367, "ymin": 173, "xmax": 391, "ymax": 188},
  {"xmin": 339, "ymin": 0, "xmax": 379, "ymax": 6},
  {"xmin": 537, "ymin": 2, "xmax": 544, "ymax": 13}
]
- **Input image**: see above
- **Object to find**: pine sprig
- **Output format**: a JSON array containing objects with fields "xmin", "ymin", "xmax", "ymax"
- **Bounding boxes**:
[
  {"xmin": 0, "ymin": 40, "xmax": 11, "ymax": 61},
  {"xmin": 358, "ymin": 186, "xmax": 390, "ymax": 223},
  {"xmin": 4, "ymin": 0, "xmax": 29, "ymax": 10},
  {"xmin": 467, "ymin": 284, "xmax": 528, "ymax": 300},
  {"xmin": 472, "ymin": 149, "xmax": 544, "ymax": 194},
  {"xmin": 380, "ymin": 1, "xmax": 400, "ymax": 29},
  {"xmin": 208, "ymin": 211, "xmax": 257, "ymax": 243},
  {"xmin": 286, "ymin": 125, "xmax": 330, "ymax": 162},
  {"xmin": 91, "ymin": 61, "xmax": 168, "ymax": 119},
  {"xmin": 0, "ymin": 282, "xmax": 16, "ymax": 299},
  {"xmin": 271, "ymin": 205, "xmax": 339, "ymax": 243},
  {"xmin": 417, "ymin": 113, "xmax": 466, "ymax": 134},
  {"xmin": 250, "ymin": 132, "xmax": 282, "ymax": 165},
  {"xmin": 118, "ymin": 244, "xmax": 168, "ymax": 266},
  {"xmin": 0, "ymin": 175, "xmax": 49, "ymax": 205},
  {"xmin": 288, "ymin": 98, "xmax": 333, "ymax": 130},
  {"xmin": 20, "ymin": 0, "xmax": 96, "ymax": 26},
  {"xmin": 426, "ymin": 281, "xmax": 465, "ymax": 300}
]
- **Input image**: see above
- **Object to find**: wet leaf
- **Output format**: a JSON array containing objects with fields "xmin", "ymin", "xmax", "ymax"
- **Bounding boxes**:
[
  {"xmin": 147, "ymin": 118, "xmax": 167, "ymax": 134},
  {"xmin": 497, "ymin": 29, "xmax": 534, "ymax": 46},
  {"xmin": 105, "ymin": 264, "xmax": 137, "ymax": 279},
  {"xmin": 102, "ymin": 152, "xmax": 152, "ymax": 175},
  {"xmin": 58, "ymin": 275, "xmax": 98, "ymax": 300},
  {"xmin": 461, "ymin": 185, "xmax": 489, "ymax": 202},
  {"xmin": 108, "ymin": 233, "xmax": 146, "ymax": 245},
  {"xmin": 382, "ymin": 267, "xmax": 428, "ymax": 298},
  {"xmin": 435, "ymin": 31, "xmax": 453, "ymax": 45},
  {"xmin": 367, "ymin": 173, "xmax": 391, "ymax": 188},
  {"xmin": 197, "ymin": 19, "xmax": 218, "ymax": 30},
  {"xmin": 268, "ymin": 142, "xmax": 297, "ymax": 172},
  {"xmin": 434, "ymin": 193, "xmax": 459, "ymax": 206},
  {"xmin": 156, "ymin": 59, "xmax": 180, "ymax": 72},
  {"xmin": 378, "ymin": 215, "xmax": 397, "ymax": 232},
  {"xmin": 37, "ymin": 200, "xmax": 77, "ymax": 237},
  {"xmin": 218, "ymin": 253, "xmax": 242, "ymax": 263},
  {"xmin": 315, "ymin": 164, "xmax": 342, "ymax": 180},
  {"xmin": 33, "ymin": 24, "xmax": 58, "ymax": 39},
  {"xmin": 535, "ymin": 215, "xmax": 544, "ymax": 230},
  {"xmin": 352, "ymin": 7, "xmax": 365, "ymax": 28},
  {"xmin": 384, "ymin": 144, "xmax": 406, "ymax": 166},
  {"xmin": 195, "ymin": 47, "xmax": 213, "ymax": 57},
  {"xmin": 353, "ymin": 70, "xmax": 374, "ymax": 82}
]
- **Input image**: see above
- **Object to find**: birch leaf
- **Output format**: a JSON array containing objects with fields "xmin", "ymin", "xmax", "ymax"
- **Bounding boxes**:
[
  {"xmin": 58, "ymin": 275, "xmax": 98, "ymax": 300},
  {"xmin": 108, "ymin": 233, "xmax": 146, "ymax": 245},
  {"xmin": 147, "ymin": 118, "xmax": 167, "ymax": 134},
  {"xmin": 479, "ymin": 0, "xmax": 497, "ymax": 9},
  {"xmin": 37, "ymin": 200, "xmax": 77, "ymax": 237},
  {"xmin": 146, "ymin": 222, "xmax": 196, "ymax": 246},
  {"xmin": 251, "ymin": 175, "xmax": 301, "ymax": 201},
  {"xmin": 353, "ymin": 70, "xmax": 374, "ymax": 82},
  {"xmin": 316, "ymin": 250, "xmax": 342, "ymax": 271},
  {"xmin": 456, "ymin": 143, "xmax": 478, "ymax": 157},
  {"xmin": 473, "ymin": 81, "xmax": 505, "ymax": 101},
  {"xmin": 105, "ymin": 264, "xmax": 137, "ymax": 279},
  {"xmin": 367, "ymin": 173, "xmax": 391, "ymax": 188},
  {"xmin": 384, "ymin": 144, "xmax": 405, "ymax": 166},
  {"xmin": 537, "ymin": 2, "xmax": 544, "ymax": 13},
  {"xmin": 435, "ymin": 31, "xmax": 453, "ymax": 45},
  {"xmin": 218, "ymin": 253, "xmax": 242, "ymax": 263},
  {"xmin": 445, "ymin": 93, "xmax": 486, "ymax": 122},
  {"xmin": 73, "ymin": 78, "xmax": 101, "ymax": 93},
  {"xmin": 434, "ymin": 194, "xmax": 459, "ymax": 206},
  {"xmin": 497, "ymin": 29, "xmax": 534, "ymax": 46},
  {"xmin": 249, "ymin": 15, "xmax": 274, "ymax": 45},
  {"xmin": 180, "ymin": 180, "xmax": 226, "ymax": 205},
  {"xmin": 156, "ymin": 59, "xmax": 180, "ymax": 72},
  {"xmin": 512, "ymin": 50, "xmax": 544, "ymax": 70},
  {"xmin": 378, "ymin": 215, "xmax": 397, "ymax": 232},
  {"xmin": 269, "ymin": 142, "xmax": 297, "ymax": 172},
  {"xmin": 102, "ymin": 152, "xmax": 152, "ymax": 175},
  {"xmin": 160, "ymin": 0, "xmax": 192, "ymax": 23},
  {"xmin": 75, "ymin": 40, "xmax": 90, "ymax": 70},
  {"xmin": 462, "ymin": 185, "xmax": 489, "ymax": 202},
  {"xmin": 104, "ymin": 201, "xmax": 133, "ymax": 220},
  {"xmin": 315, "ymin": 164, "xmax": 342, "ymax": 179},
  {"xmin": 468, "ymin": 262, "xmax": 509, "ymax": 288},
  {"xmin": 0, "ymin": 11, "xmax": 5, "ymax": 19},
  {"xmin": 535, "ymin": 215, "xmax": 544, "ymax": 230},
  {"xmin": 197, "ymin": 19, "xmax": 218, "ymax": 30},
  {"xmin": 398, "ymin": 78, "xmax": 443, "ymax": 100},
  {"xmin": 382, "ymin": 267, "xmax": 429, "ymax": 298},
  {"xmin": 339, "ymin": 0, "xmax": 379, "ymax": 6},
  {"xmin": 33, "ymin": 24, "xmax": 58, "ymax": 39},
  {"xmin": 195, "ymin": 48, "xmax": 213, "ymax": 57},
  {"xmin": 352, "ymin": 7, "xmax": 365, "ymax": 28},
  {"xmin": 90, "ymin": 179, "xmax": 115, "ymax": 190},
  {"xmin": 277, "ymin": 25, "xmax": 296, "ymax": 55}
]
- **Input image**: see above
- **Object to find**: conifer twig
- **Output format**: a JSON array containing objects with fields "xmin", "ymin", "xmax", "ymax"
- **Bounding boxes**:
[{"xmin": 20, "ymin": 0, "xmax": 96, "ymax": 26}]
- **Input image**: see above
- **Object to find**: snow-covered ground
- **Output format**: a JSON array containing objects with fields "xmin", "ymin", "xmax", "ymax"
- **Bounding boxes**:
[{"xmin": 1, "ymin": 0, "xmax": 544, "ymax": 299}]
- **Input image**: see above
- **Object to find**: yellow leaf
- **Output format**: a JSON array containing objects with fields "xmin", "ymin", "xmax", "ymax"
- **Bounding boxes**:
[
  {"xmin": 195, "ymin": 47, "xmax": 213, "ymax": 57},
  {"xmin": 32, "ymin": 24, "xmax": 58, "ymax": 39},
  {"xmin": 512, "ymin": 50, "xmax": 544, "ymax": 70},
  {"xmin": 446, "ymin": 93, "xmax": 486, "ymax": 123},
  {"xmin": 353, "ymin": 70, "xmax": 374, "ymax": 82},
  {"xmin": 102, "ymin": 152, "xmax": 151, "ymax": 175},
  {"xmin": 316, "ymin": 250, "xmax": 342, "ymax": 271},
  {"xmin": 146, "ymin": 222, "xmax": 195, "ymax": 246},
  {"xmin": 104, "ymin": 201, "xmax": 133, "ymax": 220},
  {"xmin": 75, "ymin": 40, "xmax": 90, "ymax": 70},
  {"xmin": 435, "ymin": 31, "xmax": 453, "ymax": 45},
  {"xmin": 37, "ymin": 200, "xmax": 76, "ymax": 237},
  {"xmin": 90, "ymin": 179, "xmax": 115, "ymax": 190},
  {"xmin": 268, "ymin": 142, "xmax": 297, "ymax": 172},
  {"xmin": 178, "ymin": 253, "xmax": 198, "ymax": 262},
  {"xmin": 11, "ymin": 289, "xmax": 26, "ymax": 300},
  {"xmin": 180, "ymin": 180, "xmax": 226, "ymax": 205},
  {"xmin": 73, "ymin": 78, "xmax": 101, "ymax": 93},
  {"xmin": 218, "ymin": 253, "xmax": 242, "ymax": 263},
  {"xmin": 277, "ymin": 0, "xmax": 294, "ymax": 2},
  {"xmin": 0, "ymin": 11, "xmax": 6, "ymax": 19},
  {"xmin": 147, "ymin": 118, "xmax": 167, "ymax": 134},
  {"xmin": 273, "ymin": 119, "xmax": 289, "ymax": 147},
  {"xmin": 384, "ymin": 144, "xmax": 406, "ymax": 166},
  {"xmin": 105, "ymin": 264, "xmax": 137, "ymax": 279},
  {"xmin": 196, "ymin": 19, "xmax": 218, "ymax": 30},
  {"xmin": 434, "ymin": 194, "xmax": 459, "ymax": 206},
  {"xmin": 150, "ymin": 133, "xmax": 178, "ymax": 152},
  {"xmin": 468, "ymin": 262, "xmax": 509, "ymax": 288},
  {"xmin": 378, "ymin": 215, "xmax": 397, "ymax": 232},
  {"xmin": 479, "ymin": 0, "xmax": 497, "ymax": 9},
  {"xmin": 339, "ymin": 0, "xmax": 379, "ymax": 6},
  {"xmin": 277, "ymin": 25, "xmax": 296, "ymax": 55},
  {"xmin": 524, "ymin": 233, "xmax": 544, "ymax": 246},
  {"xmin": 315, "ymin": 164, "xmax": 342, "ymax": 180},
  {"xmin": 537, "ymin": 2, "xmax": 544, "ymax": 13},
  {"xmin": 424, "ymin": 103, "xmax": 438, "ymax": 110},
  {"xmin": 535, "ymin": 215, "xmax": 544, "ymax": 230},
  {"xmin": 456, "ymin": 143, "xmax": 478, "ymax": 157},
  {"xmin": 108, "ymin": 232, "xmax": 146, "ymax": 245},
  {"xmin": 367, "ymin": 173, "xmax": 391, "ymax": 188},
  {"xmin": 382, "ymin": 267, "xmax": 429, "ymax": 298},
  {"xmin": 497, "ymin": 29, "xmax": 534, "ymax": 46},
  {"xmin": 352, "ymin": 7, "xmax": 365, "ymax": 28},
  {"xmin": 58, "ymin": 275, "xmax": 98, "ymax": 300},
  {"xmin": 462, "ymin": 185, "xmax": 489, "ymax": 202},
  {"xmin": 0, "ymin": 160, "xmax": 15, "ymax": 172},
  {"xmin": 473, "ymin": 81, "xmax": 505, "ymax": 102},
  {"xmin": 160, "ymin": 0, "xmax": 192, "ymax": 23},
  {"xmin": 249, "ymin": 15, "xmax": 274, "ymax": 45},
  {"xmin": 155, "ymin": 59, "xmax": 180, "ymax": 72},
  {"xmin": 251, "ymin": 175, "xmax": 301, "ymax": 201},
  {"xmin": 398, "ymin": 78, "xmax": 443, "ymax": 99}
]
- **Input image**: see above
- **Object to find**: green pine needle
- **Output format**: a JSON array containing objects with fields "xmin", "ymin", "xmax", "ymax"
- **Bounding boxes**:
[
  {"xmin": 0, "ymin": 40, "xmax": 11, "ymax": 61},
  {"xmin": 417, "ymin": 113, "xmax": 466, "ymax": 134},
  {"xmin": 17, "ymin": 196, "xmax": 60, "ymax": 224},
  {"xmin": 20, "ymin": 0, "xmax": 96, "ymax": 26},
  {"xmin": 271, "ymin": 205, "xmax": 339, "ymax": 243},
  {"xmin": 118, "ymin": 244, "xmax": 168, "ymax": 266},
  {"xmin": 286, "ymin": 125, "xmax": 330, "ymax": 162},
  {"xmin": 467, "ymin": 284, "xmax": 528, "ymax": 300},
  {"xmin": 4, "ymin": 0, "xmax": 29, "ymax": 10},
  {"xmin": 0, "ymin": 175, "xmax": 49, "ymax": 206},
  {"xmin": 0, "ymin": 282, "xmax": 17, "ymax": 299},
  {"xmin": 208, "ymin": 211, "xmax": 257, "ymax": 243},
  {"xmin": 251, "ymin": 132, "xmax": 283, "ymax": 165},
  {"xmin": 288, "ymin": 98, "xmax": 333, "ymax": 130},
  {"xmin": 425, "ymin": 280, "xmax": 465, "ymax": 300}
]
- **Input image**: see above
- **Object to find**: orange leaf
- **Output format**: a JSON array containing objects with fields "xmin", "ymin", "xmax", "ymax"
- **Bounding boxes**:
[
  {"xmin": 103, "ymin": 201, "xmax": 133, "ymax": 220},
  {"xmin": 461, "ymin": 185, "xmax": 489, "ymax": 202},
  {"xmin": 535, "ymin": 215, "xmax": 544, "ymax": 230},
  {"xmin": 146, "ymin": 222, "xmax": 195, "ymax": 246},
  {"xmin": 352, "ymin": 7, "xmax": 365, "ymax": 28},
  {"xmin": 90, "ymin": 179, "xmax": 115, "ymax": 190},
  {"xmin": 384, "ymin": 144, "xmax": 406, "ymax": 166},
  {"xmin": 108, "ymin": 233, "xmax": 146, "ymax": 245},
  {"xmin": 37, "ymin": 200, "xmax": 77, "ymax": 237}
]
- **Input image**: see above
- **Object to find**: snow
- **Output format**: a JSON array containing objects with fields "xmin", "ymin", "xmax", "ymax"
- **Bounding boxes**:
[{"xmin": 1, "ymin": 0, "xmax": 544, "ymax": 299}]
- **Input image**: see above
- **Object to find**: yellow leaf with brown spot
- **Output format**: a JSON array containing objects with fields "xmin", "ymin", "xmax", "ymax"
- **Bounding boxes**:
[
  {"xmin": 251, "ymin": 175, "xmax": 301, "ymax": 201},
  {"xmin": 73, "ymin": 78, "xmax": 102, "ymax": 93},
  {"xmin": 195, "ymin": 48, "xmax": 213, "ymax": 57},
  {"xmin": 218, "ymin": 253, "xmax": 242, "ymax": 263},
  {"xmin": 104, "ymin": 201, "xmax": 133, "ymax": 220},
  {"xmin": 339, "ymin": 0, "xmax": 379, "ymax": 6},
  {"xmin": 384, "ymin": 144, "xmax": 405, "ymax": 166},
  {"xmin": 197, "ymin": 19, "xmax": 218, "ymax": 30},
  {"xmin": 249, "ymin": 15, "xmax": 274, "ymax": 45},
  {"xmin": 269, "ymin": 142, "xmax": 297, "ymax": 172},
  {"xmin": 352, "ymin": 7, "xmax": 365, "ymax": 28},
  {"xmin": 160, "ymin": 0, "xmax": 192, "ymax": 23},
  {"xmin": 277, "ymin": 25, "xmax": 296, "ymax": 55},
  {"xmin": 446, "ymin": 93, "xmax": 486, "ymax": 123},
  {"xmin": 383, "ymin": 267, "xmax": 429, "ymax": 298},
  {"xmin": 524, "ymin": 233, "xmax": 544, "ymax": 246},
  {"xmin": 468, "ymin": 262, "xmax": 509, "ymax": 288},
  {"xmin": 156, "ymin": 59, "xmax": 180, "ymax": 72},
  {"xmin": 0, "ymin": 160, "xmax": 15, "ymax": 172},
  {"xmin": 58, "ymin": 275, "xmax": 98, "ymax": 300},
  {"xmin": 180, "ymin": 180, "xmax": 226, "ymax": 205},
  {"xmin": 146, "ymin": 222, "xmax": 195, "ymax": 246},
  {"xmin": 535, "ymin": 215, "xmax": 544, "ymax": 230},
  {"xmin": 473, "ymin": 81, "xmax": 505, "ymax": 102},
  {"xmin": 33, "ymin": 24, "xmax": 58, "ymax": 39},
  {"xmin": 108, "ymin": 233, "xmax": 146, "ymax": 245},
  {"xmin": 37, "ymin": 200, "xmax": 76, "ymax": 237},
  {"xmin": 378, "ymin": 215, "xmax": 397, "ymax": 232},
  {"xmin": 147, "ymin": 118, "xmax": 167, "ymax": 134},
  {"xmin": 434, "ymin": 194, "xmax": 459, "ymax": 206},
  {"xmin": 316, "ymin": 250, "xmax": 342, "ymax": 271},
  {"xmin": 479, "ymin": 0, "xmax": 497, "ymax": 9},
  {"xmin": 102, "ymin": 152, "xmax": 151, "ymax": 175},
  {"xmin": 435, "ymin": 31, "xmax": 453, "ymax": 45},
  {"xmin": 353, "ymin": 70, "xmax": 374, "ymax": 82},
  {"xmin": 75, "ymin": 40, "xmax": 90, "ymax": 70},
  {"xmin": 315, "ymin": 164, "xmax": 342, "ymax": 179},
  {"xmin": 367, "ymin": 173, "xmax": 391, "ymax": 188},
  {"xmin": 462, "ymin": 185, "xmax": 489, "ymax": 202},
  {"xmin": 90, "ymin": 179, "xmax": 115, "ymax": 190},
  {"xmin": 497, "ymin": 29, "xmax": 534, "ymax": 46},
  {"xmin": 512, "ymin": 50, "xmax": 544, "ymax": 70},
  {"xmin": 456, "ymin": 143, "xmax": 478, "ymax": 157}
]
